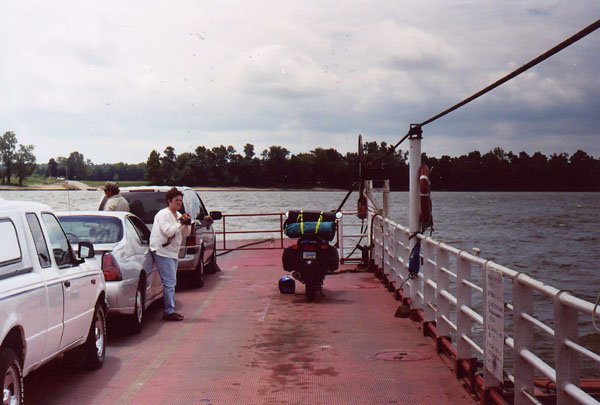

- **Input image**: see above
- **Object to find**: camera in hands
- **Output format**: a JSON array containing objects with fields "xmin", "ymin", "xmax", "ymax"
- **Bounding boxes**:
[{"xmin": 179, "ymin": 214, "xmax": 192, "ymax": 225}]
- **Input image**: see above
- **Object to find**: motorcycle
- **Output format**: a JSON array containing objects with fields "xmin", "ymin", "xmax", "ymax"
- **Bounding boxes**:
[{"xmin": 282, "ymin": 210, "xmax": 341, "ymax": 301}]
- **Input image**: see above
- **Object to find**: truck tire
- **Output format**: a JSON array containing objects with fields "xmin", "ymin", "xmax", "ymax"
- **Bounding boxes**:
[
  {"xmin": 84, "ymin": 303, "xmax": 106, "ymax": 370},
  {"xmin": 1, "ymin": 347, "xmax": 23, "ymax": 405}
]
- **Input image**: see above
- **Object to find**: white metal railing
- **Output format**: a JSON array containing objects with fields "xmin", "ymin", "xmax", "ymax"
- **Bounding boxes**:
[
  {"xmin": 371, "ymin": 214, "xmax": 600, "ymax": 405},
  {"xmin": 337, "ymin": 210, "xmax": 368, "ymax": 262}
]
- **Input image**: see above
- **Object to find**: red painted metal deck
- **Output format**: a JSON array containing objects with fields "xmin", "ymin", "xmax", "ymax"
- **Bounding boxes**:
[{"xmin": 25, "ymin": 244, "xmax": 475, "ymax": 404}]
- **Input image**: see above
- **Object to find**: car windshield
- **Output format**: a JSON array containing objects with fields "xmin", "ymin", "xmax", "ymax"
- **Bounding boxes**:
[
  {"xmin": 122, "ymin": 192, "xmax": 169, "ymax": 223},
  {"xmin": 59, "ymin": 216, "xmax": 123, "ymax": 244}
]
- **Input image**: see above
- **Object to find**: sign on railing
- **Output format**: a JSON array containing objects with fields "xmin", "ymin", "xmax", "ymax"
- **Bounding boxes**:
[{"xmin": 485, "ymin": 267, "xmax": 504, "ymax": 382}]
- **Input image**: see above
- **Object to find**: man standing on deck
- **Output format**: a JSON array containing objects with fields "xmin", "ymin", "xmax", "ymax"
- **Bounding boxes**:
[
  {"xmin": 150, "ymin": 187, "xmax": 192, "ymax": 322},
  {"xmin": 102, "ymin": 182, "xmax": 130, "ymax": 212}
]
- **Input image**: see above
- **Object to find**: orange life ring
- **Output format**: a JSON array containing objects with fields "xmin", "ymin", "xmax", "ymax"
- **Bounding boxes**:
[{"xmin": 419, "ymin": 164, "xmax": 433, "ymax": 232}]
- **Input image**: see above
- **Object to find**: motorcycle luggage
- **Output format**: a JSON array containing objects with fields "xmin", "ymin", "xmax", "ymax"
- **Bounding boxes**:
[
  {"xmin": 286, "ymin": 210, "xmax": 336, "ymax": 223},
  {"xmin": 282, "ymin": 246, "xmax": 301, "ymax": 272},
  {"xmin": 322, "ymin": 245, "xmax": 339, "ymax": 272},
  {"xmin": 284, "ymin": 221, "xmax": 336, "ymax": 241}
]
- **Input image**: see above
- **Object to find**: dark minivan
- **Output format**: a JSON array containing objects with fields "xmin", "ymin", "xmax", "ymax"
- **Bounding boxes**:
[{"xmin": 99, "ymin": 186, "xmax": 222, "ymax": 287}]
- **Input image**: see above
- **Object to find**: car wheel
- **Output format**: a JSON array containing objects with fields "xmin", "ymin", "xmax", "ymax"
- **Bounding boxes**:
[
  {"xmin": 205, "ymin": 249, "xmax": 219, "ymax": 274},
  {"xmin": 1, "ymin": 348, "xmax": 23, "ymax": 405},
  {"xmin": 192, "ymin": 252, "xmax": 205, "ymax": 288},
  {"xmin": 84, "ymin": 302, "xmax": 106, "ymax": 369},
  {"xmin": 130, "ymin": 279, "xmax": 145, "ymax": 334}
]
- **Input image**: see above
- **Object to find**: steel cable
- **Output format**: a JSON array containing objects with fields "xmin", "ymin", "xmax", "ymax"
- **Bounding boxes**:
[{"xmin": 374, "ymin": 17, "xmax": 600, "ymax": 164}]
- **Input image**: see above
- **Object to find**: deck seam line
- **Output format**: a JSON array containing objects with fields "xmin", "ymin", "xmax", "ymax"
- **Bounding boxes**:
[{"xmin": 117, "ymin": 266, "xmax": 239, "ymax": 404}]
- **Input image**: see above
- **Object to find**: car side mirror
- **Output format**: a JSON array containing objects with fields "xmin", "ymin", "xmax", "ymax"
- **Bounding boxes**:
[
  {"xmin": 78, "ymin": 241, "xmax": 95, "ymax": 259},
  {"xmin": 209, "ymin": 211, "xmax": 222, "ymax": 221}
]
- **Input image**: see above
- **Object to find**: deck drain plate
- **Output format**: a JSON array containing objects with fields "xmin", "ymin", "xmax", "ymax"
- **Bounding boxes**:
[{"xmin": 374, "ymin": 351, "xmax": 432, "ymax": 362}]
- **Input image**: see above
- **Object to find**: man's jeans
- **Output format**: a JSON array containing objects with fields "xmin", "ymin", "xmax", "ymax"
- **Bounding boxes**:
[{"xmin": 155, "ymin": 254, "xmax": 178, "ymax": 315}]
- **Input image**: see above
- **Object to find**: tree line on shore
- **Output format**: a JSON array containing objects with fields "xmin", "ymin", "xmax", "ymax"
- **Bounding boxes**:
[{"xmin": 2, "ymin": 130, "xmax": 600, "ymax": 191}]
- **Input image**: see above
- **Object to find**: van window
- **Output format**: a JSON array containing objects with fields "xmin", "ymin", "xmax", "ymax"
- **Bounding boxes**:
[
  {"xmin": 26, "ymin": 213, "xmax": 52, "ymax": 268},
  {"xmin": 0, "ymin": 219, "xmax": 22, "ymax": 266},
  {"xmin": 122, "ymin": 192, "xmax": 167, "ymax": 224}
]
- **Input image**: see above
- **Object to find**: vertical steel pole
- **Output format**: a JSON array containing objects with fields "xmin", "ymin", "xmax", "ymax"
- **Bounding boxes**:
[
  {"xmin": 337, "ymin": 214, "xmax": 344, "ymax": 261},
  {"xmin": 382, "ymin": 179, "xmax": 390, "ymax": 218},
  {"xmin": 409, "ymin": 134, "xmax": 421, "ymax": 242}
]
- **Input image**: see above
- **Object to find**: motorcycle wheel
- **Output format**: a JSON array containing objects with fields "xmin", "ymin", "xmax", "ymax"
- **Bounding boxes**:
[{"xmin": 305, "ymin": 283, "xmax": 317, "ymax": 302}]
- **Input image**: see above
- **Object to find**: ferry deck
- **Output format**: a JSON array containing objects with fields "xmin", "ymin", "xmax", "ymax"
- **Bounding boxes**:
[{"xmin": 24, "ymin": 241, "xmax": 476, "ymax": 404}]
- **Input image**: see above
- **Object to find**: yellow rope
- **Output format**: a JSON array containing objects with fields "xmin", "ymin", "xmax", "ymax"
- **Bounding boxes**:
[{"xmin": 314, "ymin": 211, "xmax": 324, "ymax": 234}]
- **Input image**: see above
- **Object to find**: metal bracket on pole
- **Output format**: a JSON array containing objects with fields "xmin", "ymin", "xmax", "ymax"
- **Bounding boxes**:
[{"xmin": 408, "ymin": 124, "xmax": 423, "ymax": 140}]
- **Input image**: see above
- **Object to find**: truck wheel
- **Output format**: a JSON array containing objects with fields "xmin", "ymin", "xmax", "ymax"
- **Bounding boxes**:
[
  {"xmin": 1, "ymin": 347, "xmax": 23, "ymax": 405},
  {"xmin": 129, "ymin": 280, "xmax": 145, "ymax": 334},
  {"xmin": 192, "ymin": 255, "xmax": 205, "ymax": 288},
  {"xmin": 84, "ymin": 303, "xmax": 106, "ymax": 369}
]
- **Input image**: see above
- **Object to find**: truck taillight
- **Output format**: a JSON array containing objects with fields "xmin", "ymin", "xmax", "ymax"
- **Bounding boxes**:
[{"xmin": 102, "ymin": 252, "xmax": 122, "ymax": 281}]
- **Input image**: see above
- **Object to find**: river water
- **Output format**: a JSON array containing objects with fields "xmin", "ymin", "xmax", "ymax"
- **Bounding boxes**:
[
  {"xmin": 2, "ymin": 189, "xmax": 599, "ymax": 375},
  {"xmin": 3, "ymin": 190, "xmax": 597, "ymax": 297}
]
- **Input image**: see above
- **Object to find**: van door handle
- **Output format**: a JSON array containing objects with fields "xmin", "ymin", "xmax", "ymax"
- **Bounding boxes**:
[
  {"xmin": 91, "ymin": 279, "xmax": 96, "ymax": 285},
  {"xmin": 64, "ymin": 280, "xmax": 71, "ymax": 288}
]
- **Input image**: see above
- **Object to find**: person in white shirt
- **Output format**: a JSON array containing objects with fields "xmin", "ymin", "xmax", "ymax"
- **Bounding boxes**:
[
  {"xmin": 102, "ymin": 182, "xmax": 130, "ymax": 212},
  {"xmin": 149, "ymin": 188, "xmax": 191, "ymax": 321}
]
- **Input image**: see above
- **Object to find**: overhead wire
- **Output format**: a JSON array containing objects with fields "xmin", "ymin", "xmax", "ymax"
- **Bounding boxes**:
[{"xmin": 372, "ymin": 17, "xmax": 600, "ymax": 165}]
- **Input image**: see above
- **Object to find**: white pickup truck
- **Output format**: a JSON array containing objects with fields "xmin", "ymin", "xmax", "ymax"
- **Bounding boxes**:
[{"xmin": 0, "ymin": 199, "xmax": 107, "ymax": 404}]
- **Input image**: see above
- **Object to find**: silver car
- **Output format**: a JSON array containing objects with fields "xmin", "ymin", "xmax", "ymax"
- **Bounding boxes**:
[
  {"xmin": 99, "ymin": 186, "xmax": 222, "ymax": 288},
  {"xmin": 58, "ymin": 211, "xmax": 163, "ymax": 333}
]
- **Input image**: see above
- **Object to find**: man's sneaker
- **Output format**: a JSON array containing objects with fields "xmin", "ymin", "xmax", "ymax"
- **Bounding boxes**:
[{"xmin": 163, "ymin": 312, "xmax": 184, "ymax": 321}]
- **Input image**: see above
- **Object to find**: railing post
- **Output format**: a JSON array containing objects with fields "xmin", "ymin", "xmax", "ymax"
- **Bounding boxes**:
[
  {"xmin": 222, "ymin": 216, "xmax": 227, "ymax": 250},
  {"xmin": 383, "ymin": 220, "xmax": 391, "ymax": 280},
  {"xmin": 456, "ymin": 254, "xmax": 472, "ymax": 359},
  {"xmin": 554, "ymin": 291, "xmax": 580, "ymax": 405},
  {"xmin": 337, "ymin": 214, "xmax": 344, "ymax": 260},
  {"xmin": 372, "ymin": 216, "xmax": 383, "ymax": 273},
  {"xmin": 436, "ymin": 249, "xmax": 451, "ymax": 337},
  {"xmin": 422, "ymin": 238, "xmax": 435, "ymax": 322},
  {"xmin": 366, "ymin": 180, "xmax": 375, "ymax": 269},
  {"xmin": 279, "ymin": 213, "xmax": 284, "ymax": 248},
  {"xmin": 513, "ymin": 274, "xmax": 534, "ymax": 405},
  {"xmin": 389, "ymin": 226, "xmax": 401, "ymax": 289}
]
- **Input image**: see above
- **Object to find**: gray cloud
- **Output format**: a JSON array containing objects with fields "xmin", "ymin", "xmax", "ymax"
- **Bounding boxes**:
[{"xmin": 1, "ymin": 0, "xmax": 599, "ymax": 164}]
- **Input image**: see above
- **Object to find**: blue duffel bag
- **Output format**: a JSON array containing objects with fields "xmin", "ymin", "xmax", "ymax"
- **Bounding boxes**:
[{"xmin": 284, "ymin": 221, "xmax": 336, "ymax": 241}]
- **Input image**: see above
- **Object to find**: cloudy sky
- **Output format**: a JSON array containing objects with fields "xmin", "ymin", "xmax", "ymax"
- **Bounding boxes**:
[{"xmin": 1, "ymin": 1, "xmax": 599, "ymax": 164}]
